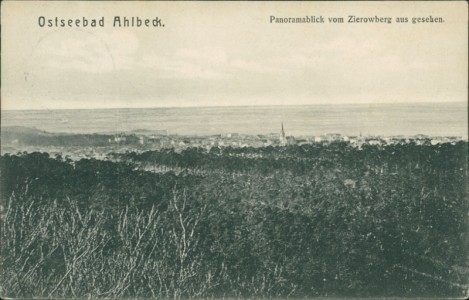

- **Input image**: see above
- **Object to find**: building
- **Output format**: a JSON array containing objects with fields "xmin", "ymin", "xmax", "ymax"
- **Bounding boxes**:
[{"xmin": 280, "ymin": 122, "xmax": 286, "ymax": 146}]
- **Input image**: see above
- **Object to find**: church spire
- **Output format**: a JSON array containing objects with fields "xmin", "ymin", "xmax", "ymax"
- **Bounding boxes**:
[{"xmin": 280, "ymin": 122, "xmax": 286, "ymax": 145}]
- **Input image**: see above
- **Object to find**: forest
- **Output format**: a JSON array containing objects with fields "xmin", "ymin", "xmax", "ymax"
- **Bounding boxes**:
[
  {"xmin": 0, "ymin": 142, "xmax": 468, "ymax": 298},
  {"xmin": 1, "ymin": 126, "xmax": 129, "ymax": 147}
]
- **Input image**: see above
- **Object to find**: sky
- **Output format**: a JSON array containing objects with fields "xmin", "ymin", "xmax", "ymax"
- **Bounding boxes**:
[{"xmin": 1, "ymin": 1, "xmax": 467, "ymax": 110}]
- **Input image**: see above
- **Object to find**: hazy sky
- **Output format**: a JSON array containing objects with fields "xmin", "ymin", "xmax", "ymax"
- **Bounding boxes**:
[{"xmin": 2, "ymin": 1, "xmax": 467, "ymax": 110}]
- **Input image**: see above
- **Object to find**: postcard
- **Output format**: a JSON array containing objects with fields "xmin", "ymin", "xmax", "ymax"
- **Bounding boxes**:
[{"xmin": 1, "ymin": 1, "xmax": 467, "ymax": 298}]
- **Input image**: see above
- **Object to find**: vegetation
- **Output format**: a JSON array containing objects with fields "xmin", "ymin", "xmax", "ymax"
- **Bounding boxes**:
[
  {"xmin": 1, "ymin": 142, "xmax": 468, "ymax": 298},
  {"xmin": 1, "ymin": 126, "xmax": 120, "ymax": 147}
]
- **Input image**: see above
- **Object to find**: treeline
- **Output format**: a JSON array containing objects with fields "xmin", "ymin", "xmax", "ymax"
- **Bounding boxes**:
[
  {"xmin": 112, "ymin": 141, "xmax": 468, "ymax": 176},
  {"xmin": 1, "ymin": 142, "xmax": 468, "ymax": 298},
  {"xmin": 1, "ymin": 126, "xmax": 139, "ymax": 147}
]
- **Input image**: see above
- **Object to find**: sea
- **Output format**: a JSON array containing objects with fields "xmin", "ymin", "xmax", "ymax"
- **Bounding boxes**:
[{"xmin": 1, "ymin": 102, "xmax": 467, "ymax": 138}]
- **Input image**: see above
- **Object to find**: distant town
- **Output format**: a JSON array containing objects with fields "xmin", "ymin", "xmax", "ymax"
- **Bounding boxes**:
[{"xmin": 1, "ymin": 124, "xmax": 464, "ymax": 161}]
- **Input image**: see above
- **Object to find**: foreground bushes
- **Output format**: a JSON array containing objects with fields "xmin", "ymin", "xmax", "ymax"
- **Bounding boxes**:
[{"xmin": 1, "ymin": 143, "xmax": 468, "ymax": 298}]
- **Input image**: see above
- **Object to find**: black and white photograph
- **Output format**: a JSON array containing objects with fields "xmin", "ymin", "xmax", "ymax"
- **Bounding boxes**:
[{"xmin": 1, "ymin": 1, "xmax": 468, "ymax": 298}]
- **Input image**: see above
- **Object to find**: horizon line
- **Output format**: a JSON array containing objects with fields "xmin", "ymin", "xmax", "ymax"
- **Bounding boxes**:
[{"xmin": 1, "ymin": 100, "xmax": 466, "ymax": 112}]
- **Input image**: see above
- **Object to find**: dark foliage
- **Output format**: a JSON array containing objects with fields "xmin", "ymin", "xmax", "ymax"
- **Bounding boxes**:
[{"xmin": 1, "ymin": 142, "xmax": 468, "ymax": 298}]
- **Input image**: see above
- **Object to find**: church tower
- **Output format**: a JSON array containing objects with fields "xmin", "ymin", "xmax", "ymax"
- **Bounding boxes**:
[{"xmin": 280, "ymin": 122, "xmax": 286, "ymax": 145}]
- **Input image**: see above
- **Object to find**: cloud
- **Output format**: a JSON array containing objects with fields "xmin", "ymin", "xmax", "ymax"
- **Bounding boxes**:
[
  {"xmin": 31, "ymin": 30, "xmax": 139, "ymax": 74},
  {"xmin": 141, "ymin": 47, "xmax": 230, "ymax": 80}
]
